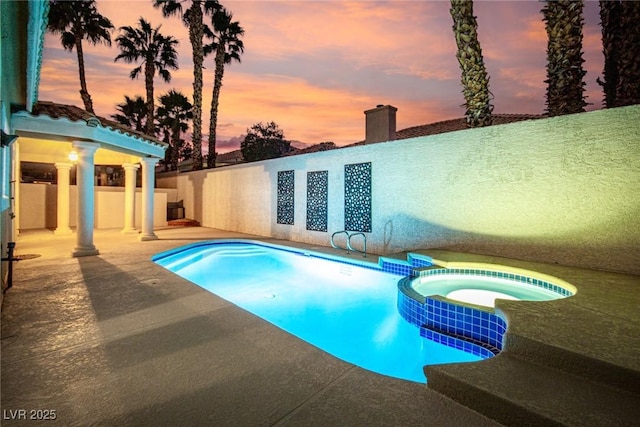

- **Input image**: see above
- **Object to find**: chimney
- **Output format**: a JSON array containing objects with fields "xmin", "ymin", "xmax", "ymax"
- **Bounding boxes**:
[{"xmin": 364, "ymin": 104, "xmax": 397, "ymax": 144}]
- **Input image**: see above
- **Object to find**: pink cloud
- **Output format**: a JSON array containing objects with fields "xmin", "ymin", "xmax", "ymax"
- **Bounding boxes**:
[{"xmin": 39, "ymin": 0, "xmax": 610, "ymax": 149}]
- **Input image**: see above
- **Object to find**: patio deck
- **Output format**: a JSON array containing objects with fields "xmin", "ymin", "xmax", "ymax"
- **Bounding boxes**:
[{"xmin": 1, "ymin": 227, "xmax": 638, "ymax": 426}]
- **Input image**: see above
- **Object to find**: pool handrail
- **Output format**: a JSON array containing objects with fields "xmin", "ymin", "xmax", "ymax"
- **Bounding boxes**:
[
  {"xmin": 331, "ymin": 230, "xmax": 350, "ymax": 253},
  {"xmin": 347, "ymin": 232, "xmax": 367, "ymax": 258}
]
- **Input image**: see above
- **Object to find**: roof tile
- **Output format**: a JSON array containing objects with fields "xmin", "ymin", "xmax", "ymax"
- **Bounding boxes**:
[{"xmin": 31, "ymin": 101, "xmax": 164, "ymax": 145}]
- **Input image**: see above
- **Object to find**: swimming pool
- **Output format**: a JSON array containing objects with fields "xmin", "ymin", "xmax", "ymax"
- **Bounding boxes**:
[{"xmin": 153, "ymin": 240, "xmax": 482, "ymax": 383}]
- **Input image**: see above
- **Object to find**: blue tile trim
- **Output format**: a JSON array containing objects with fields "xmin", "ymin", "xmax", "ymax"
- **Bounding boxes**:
[
  {"xmin": 397, "ymin": 276, "xmax": 508, "ymax": 358},
  {"xmin": 154, "ymin": 239, "xmax": 424, "ymax": 277},
  {"xmin": 420, "ymin": 326, "xmax": 498, "ymax": 358}
]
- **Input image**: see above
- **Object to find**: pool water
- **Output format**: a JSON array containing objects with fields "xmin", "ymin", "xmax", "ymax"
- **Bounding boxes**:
[{"xmin": 154, "ymin": 242, "xmax": 482, "ymax": 383}]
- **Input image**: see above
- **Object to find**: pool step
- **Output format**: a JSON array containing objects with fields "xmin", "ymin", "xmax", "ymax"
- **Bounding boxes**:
[
  {"xmin": 502, "ymin": 332, "xmax": 640, "ymax": 395},
  {"xmin": 425, "ymin": 353, "xmax": 640, "ymax": 426}
]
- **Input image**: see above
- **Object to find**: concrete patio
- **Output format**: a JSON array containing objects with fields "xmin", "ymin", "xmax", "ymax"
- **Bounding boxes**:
[{"xmin": 1, "ymin": 227, "xmax": 639, "ymax": 426}]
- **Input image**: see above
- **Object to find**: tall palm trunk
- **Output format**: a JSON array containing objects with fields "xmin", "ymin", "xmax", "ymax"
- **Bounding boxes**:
[
  {"xmin": 615, "ymin": 1, "xmax": 640, "ymax": 107},
  {"xmin": 74, "ymin": 38, "xmax": 95, "ymax": 113},
  {"xmin": 162, "ymin": 128, "xmax": 171, "ymax": 171},
  {"xmin": 189, "ymin": 1, "xmax": 205, "ymax": 170},
  {"xmin": 450, "ymin": 0, "xmax": 493, "ymax": 127},
  {"xmin": 542, "ymin": 0, "xmax": 587, "ymax": 116},
  {"xmin": 207, "ymin": 42, "xmax": 226, "ymax": 168},
  {"xmin": 598, "ymin": 0, "xmax": 621, "ymax": 107},
  {"xmin": 171, "ymin": 123, "xmax": 181, "ymax": 171},
  {"xmin": 145, "ymin": 61, "xmax": 156, "ymax": 136}
]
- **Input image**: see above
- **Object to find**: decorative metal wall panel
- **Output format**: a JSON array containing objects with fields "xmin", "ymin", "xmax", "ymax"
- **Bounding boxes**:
[
  {"xmin": 344, "ymin": 162, "xmax": 372, "ymax": 232},
  {"xmin": 306, "ymin": 171, "xmax": 328, "ymax": 231},
  {"xmin": 277, "ymin": 170, "xmax": 295, "ymax": 225}
]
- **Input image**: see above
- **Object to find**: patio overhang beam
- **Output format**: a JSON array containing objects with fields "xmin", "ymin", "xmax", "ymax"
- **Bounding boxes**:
[{"xmin": 11, "ymin": 111, "xmax": 167, "ymax": 159}]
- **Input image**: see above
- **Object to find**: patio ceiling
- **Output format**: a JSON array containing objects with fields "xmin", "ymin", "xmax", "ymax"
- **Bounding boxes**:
[{"xmin": 17, "ymin": 136, "xmax": 141, "ymax": 165}]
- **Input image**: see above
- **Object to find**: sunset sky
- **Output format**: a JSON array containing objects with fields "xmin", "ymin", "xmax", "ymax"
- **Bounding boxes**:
[{"xmin": 39, "ymin": 0, "xmax": 604, "ymax": 153}]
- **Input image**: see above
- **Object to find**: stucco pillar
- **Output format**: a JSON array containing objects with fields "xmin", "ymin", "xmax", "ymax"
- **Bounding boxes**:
[
  {"xmin": 139, "ymin": 157, "xmax": 159, "ymax": 241},
  {"xmin": 72, "ymin": 141, "xmax": 99, "ymax": 257},
  {"xmin": 54, "ymin": 162, "xmax": 73, "ymax": 235},
  {"xmin": 121, "ymin": 163, "xmax": 140, "ymax": 234}
]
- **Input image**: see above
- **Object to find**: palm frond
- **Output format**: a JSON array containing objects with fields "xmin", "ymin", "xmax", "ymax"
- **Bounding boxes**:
[{"xmin": 130, "ymin": 66, "xmax": 142, "ymax": 80}]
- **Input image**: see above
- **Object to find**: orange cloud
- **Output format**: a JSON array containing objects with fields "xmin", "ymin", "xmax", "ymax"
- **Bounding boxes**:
[{"xmin": 38, "ymin": 0, "xmax": 608, "ymax": 151}]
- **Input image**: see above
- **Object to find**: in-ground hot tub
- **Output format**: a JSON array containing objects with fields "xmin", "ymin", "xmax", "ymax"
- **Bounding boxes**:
[
  {"xmin": 408, "ymin": 265, "xmax": 576, "ymax": 308},
  {"xmin": 397, "ymin": 262, "xmax": 577, "ymax": 358}
]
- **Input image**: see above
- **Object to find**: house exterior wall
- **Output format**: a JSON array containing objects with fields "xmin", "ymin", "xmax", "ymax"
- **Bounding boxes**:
[
  {"xmin": 19, "ymin": 184, "xmax": 173, "ymax": 230},
  {"xmin": 1, "ymin": 0, "xmax": 29, "ymax": 293},
  {"xmin": 175, "ymin": 106, "xmax": 640, "ymax": 275}
]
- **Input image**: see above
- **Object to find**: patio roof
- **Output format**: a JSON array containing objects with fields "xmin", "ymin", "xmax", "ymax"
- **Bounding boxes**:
[{"xmin": 11, "ymin": 101, "xmax": 167, "ymax": 159}]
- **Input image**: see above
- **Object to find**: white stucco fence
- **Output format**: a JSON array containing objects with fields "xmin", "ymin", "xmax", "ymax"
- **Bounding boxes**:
[
  {"xmin": 177, "ymin": 106, "xmax": 639, "ymax": 275},
  {"xmin": 20, "ymin": 185, "xmax": 174, "ymax": 230}
]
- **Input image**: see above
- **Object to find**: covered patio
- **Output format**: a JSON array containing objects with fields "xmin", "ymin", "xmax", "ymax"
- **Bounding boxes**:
[{"xmin": 11, "ymin": 101, "xmax": 167, "ymax": 256}]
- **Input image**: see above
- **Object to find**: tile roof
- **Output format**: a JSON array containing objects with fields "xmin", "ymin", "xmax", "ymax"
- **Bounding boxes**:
[
  {"xmin": 29, "ymin": 101, "xmax": 165, "ymax": 146},
  {"xmin": 212, "ymin": 114, "xmax": 544, "ymax": 166},
  {"xmin": 216, "ymin": 149, "xmax": 244, "ymax": 164},
  {"xmin": 216, "ymin": 141, "xmax": 338, "ymax": 164},
  {"xmin": 348, "ymin": 113, "xmax": 544, "ymax": 147},
  {"xmin": 395, "ymin": 113, "xmax": 543, "ymax": 140},
  {"xmin": 283, "ymin": 141, "xmax": 338, "ymax": 156}
]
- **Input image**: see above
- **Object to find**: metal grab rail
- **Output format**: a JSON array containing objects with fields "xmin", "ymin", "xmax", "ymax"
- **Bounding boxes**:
[
  {"xmin": 331, "ymin": 231, "xmax": 367, "ymax": 258},
  {"xmin": 330, "ymin": 230, "xmax": 350, "ymax": 253},
  {"xmin": 347, "ymin": 232, "xmax": 367, "ymax": 258}
]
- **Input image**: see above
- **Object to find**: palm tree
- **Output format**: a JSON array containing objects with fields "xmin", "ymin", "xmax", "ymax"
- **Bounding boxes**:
[
  {"xmin": 154, "ymin": 0, "xmax": 221, "ymax": 171},
  {"xmin": 111, "ymin": 95, "xmax": 149, "ymax": 132},
  {"xmin": 204, "ymin": 8, "xmax": 244, "ymax": 168},
  {"xmin": 47, "ymin": 0, "xmax": 114, "ymax": 113},
  {"xmin": 541, "ymin": 0, "xmax": 587, "ymax": 116},
  {"xmin": 614, "ymin": 1, "xmax": 640, "ymax": 107},
  {"xmin": 449, "ymin": 0, "xmax": 493, "ymax": 127},
  {"xmin": 597, "ymin": 0, "xmax": 622, "ymax": 108},
  {"xmin": 156, "ymin": 90, "xmax": 194, "ymax": 171},
  {"xmin": 114, "ymin": 18, "xmax": 179, "ymax": 136}
]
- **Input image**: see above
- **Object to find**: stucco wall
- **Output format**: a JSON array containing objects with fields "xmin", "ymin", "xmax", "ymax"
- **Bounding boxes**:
[
  {"xmin": 1, "ymin": 0, "xmax": 29, "ymax": 292},
  {"xmin": 19, "ymin": 184, "xmax": 173, "ymax": 230},
  {"xmin": 156, "ymin": 171, "xmax": 179, "ymax": 191},
  {"xmin": 176, "ymin": 106, "xmax": 640, "ymax": 275}
]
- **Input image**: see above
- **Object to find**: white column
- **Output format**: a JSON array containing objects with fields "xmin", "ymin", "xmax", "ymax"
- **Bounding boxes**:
[
  {"xmin": 54, "ymin": 162, "xmax": 73, "ymax": 235},
  {"xmin": 139, "ymin": 157, "xmax": 159, "ymax": 241},
  {"xmin": 72, "ymin": 141, "xmax": 99, "ymax": 257},
  {"xmin": 121, "ymin": 163, "xmax": 140, "ymax": 234}
]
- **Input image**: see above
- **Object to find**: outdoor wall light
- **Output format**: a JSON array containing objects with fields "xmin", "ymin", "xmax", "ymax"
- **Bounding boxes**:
[
  {"xmin": 68, "ymin": 151, "xmax": 78, "ymax": 162},
  {"xmin": 1, "ymin": 130, "xmax": 18, "ymax": 146}
]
